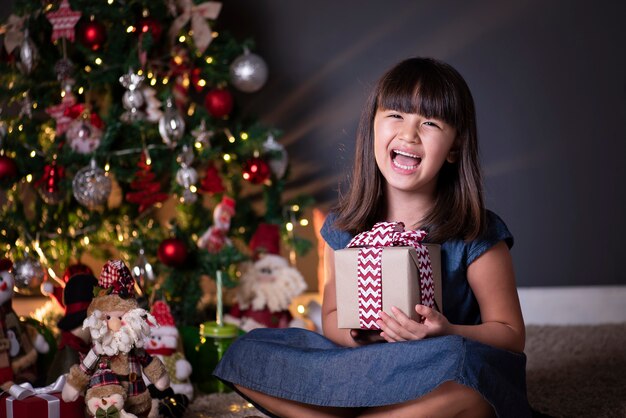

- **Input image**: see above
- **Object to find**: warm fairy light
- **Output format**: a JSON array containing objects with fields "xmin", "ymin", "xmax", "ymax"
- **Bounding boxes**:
[
  {"xmin": 300, "ymin": 219, "xmax": 309, "ymax": 226},
  {"xmin": 286, "ymin": 222, "xmax": 294, "ymax": 232},
  {"xmin": 173, "ymin": 55, "xmax": 183, "ymax": 66},
  {"xmin": 150, "ymin": 78, "xmax": 157, "ymax": 86},
  {"xmin": 18, "ymin": 125, "xmax": 23, "ymax": 132},
  {"xmin": 223, "ymin": 154, "xmax": 231, "ymax": 162},
  {"xmin": 56, "ymin": 228, "xmax": 62, "ymax": 234},
  {"xmin": 297, "ymin": 304, "xmax": 306, "ymax": 314},
  {"xmin": 205, "ymin": 57, "xmax": 213, "ymax": 64},
  {"xmin": 147, "ymin": 71, "xmax": 154, "ymax": 79},
  {"xmin": 187, "ymin": 103, "xmax": 196, "ymax": 116},
  {"xmin": 61, "ymin": 90, "xmax": 66, "ymax": 98},
  {"xmin": 198, "ymin": 79, "xmax": 206, "ymax": 87},
  {"xmin": 242, "ymin": 172, "xmax": 250, "ymax": 180},
  {"xmin": 104, "ymin": 163, "xmax": 110, "ymax": 172},
  {"xmin": 212, "ymin": 31, "xmax": 219, "ymax": 38},
  {"xmin": 179, "ymin": 35, "xmax": 186, "ymax": 43},
  {"xmin": 7, "ymin": 126, "xmax": 13, "ymax": 134},
  {"xmin": 137, "ymin": 69, "xmax": 144, "ymax": 76},
  {"xmin": 190, "ymin": 185, "xmax": 197, "ymax": 193},
  {"xmin": 108, "ymin": 0, "xmax": 114, "ymax": 4},
  {"xmin": 182, "ymin": 76, "xmax": 190, "ymax": 88},
  {"xmin": 126, "ymin": 26, "xmax": 135, "ymax": 33},
  {"xmin": 78, "ymin": 87, "xmax": 84, "ymax": 94},
  {"xmin": 240, "ymin": 132, "xmax": 248, "ymax": 140},
  {"xmin": 95, "ymin": 57, "xmax": 103, "ymax": 65},
  {"xmin": 162, "ymin": 77, "xmax": 169, "ymax": 85},
  {"xmin": 228, "ymin": 135, "xmax": 235, "ymax": 143},
  {"xmin": 194, "ymin": 141, "xmax": 202, "ymax": 150},
  {"xmin": 85, "ymin": 65, "xmax": 92, "ymax": 73},
  {"xmin": 26, "ymin": 174, "xmax": 33, "ymax": 182},
  {"xmin": 32, "ymin": 102, "xmax": 37, "ymax": 109},
  {"xmin": 30, "ymin": 151, "xmax": 36, "ymax": 158},
  {"xmin": 83, "ymin": 236, "xmax": 90, "ymax": 245},
  {"xmin": 292, "ymin": 205, "xmax": 300, "ymax": 212}
]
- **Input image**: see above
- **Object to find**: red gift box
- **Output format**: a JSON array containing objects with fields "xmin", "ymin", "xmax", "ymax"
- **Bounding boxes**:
[{"xmin": 0, "ymin": 392, "xmax": 85, "ymax": 418}]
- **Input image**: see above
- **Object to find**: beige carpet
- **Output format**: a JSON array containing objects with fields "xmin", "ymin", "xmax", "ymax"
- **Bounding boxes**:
[{"xmin": 186, "ymin": 324, "xmax": 626, "ymax": 417}]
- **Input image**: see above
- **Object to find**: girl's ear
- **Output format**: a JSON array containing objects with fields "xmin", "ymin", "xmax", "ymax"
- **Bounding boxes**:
[{"xmin": 446, "ymin": 148, "xmax": 459, "ymax": 163}]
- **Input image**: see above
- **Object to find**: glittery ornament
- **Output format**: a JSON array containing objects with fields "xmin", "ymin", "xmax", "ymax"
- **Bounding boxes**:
[
  {"xmin": 72, "ymin": 159, "xmax": 111, "ymax": 210},
  {"xmin": 36, "ymin": 161, "xmax": 65, "ymax": 204},
  {"xmin": 13, "ymin": 257, "xmax": 45, "ymax": 293},
  {"xmin": 132, "ymin": 248, "xmax": 155, "ymax": 289},
  {"xmin": 158, "ymin": 97, "xmax": 185, "ymax": 147},
  {"xmin": 17, "ymin": 29, "xmax": 38, "ymax": 75},
  {"xmin": 77, "ymin": 17, "xmax": 107, "ymax": 51},
  {"xmin": 204, "ymin": 88, "xmax": 233, "ymax": 119},
  {"xmin": 175, "ymin": 145, "xmax": 198, "ymax": 204},
  {"xmin": 263, "ymin": 134, "xmax": 288, "ymax": 179},
  {"xmin": 242, "ymin": 157, "xmax": 271, "ymax": 184},
  {"xmin": 119, "ymin": 70, "xmax": 146, "ymax": 122},
  {"xmin": 230, "ymin": 49, "xmax": 268, "ymax": 93},
  {"xmin": 54, "ymin": 57, "xmax": 75, "ymax": 80},
  {"xmin": 66, "ymin": 115, "xmax": 102, "ymax": 154}
]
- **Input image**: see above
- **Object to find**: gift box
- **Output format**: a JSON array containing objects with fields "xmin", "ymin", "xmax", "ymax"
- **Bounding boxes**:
[
  {"xmin": 335, "ymin": 222, "xmax": 442, "ymax": 329},
  {"xmin": 0, "ymin": 376, "xmax": 85, "ymax": 418}
]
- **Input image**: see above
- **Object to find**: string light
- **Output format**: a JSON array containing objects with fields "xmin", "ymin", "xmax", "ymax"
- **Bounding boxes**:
[
  {"xmin": 179, "ymin": 35, "xmax": 186, "ymax": 43},
  {"xmin": 126, "ymin": 25, "xmax": 135, "ymax": 33},
  {"xmin": 286, "ymin": 222, "xmax": 294, "ymax": 232},
  {"xmin": 95, "ymin": 57, "xmax": 103, "ymax": 65},
  {"xmin": 300, "ymin": 219, "xmax": 309, "ymax": 226},
  {"xmin": 223, "ymin": 154, "xmax": 231, "ymax": 162},
  {"xmin": 240, "ymin": 132, "xmax": 248, "ymax": 140},
  {"xmin": 205, "ymin": 57, "xmax": 213, "ymax": 64}
]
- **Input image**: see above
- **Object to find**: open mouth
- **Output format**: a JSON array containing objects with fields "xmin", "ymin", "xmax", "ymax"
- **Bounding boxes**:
[{"xmin": 391, "ymin": 149, "xmax": 422, "ymax": 170}]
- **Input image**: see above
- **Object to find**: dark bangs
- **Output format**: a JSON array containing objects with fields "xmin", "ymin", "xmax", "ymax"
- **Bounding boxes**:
[{"xmin": 376, "ymin": 58, "xmax": 465, "ymax": 131}]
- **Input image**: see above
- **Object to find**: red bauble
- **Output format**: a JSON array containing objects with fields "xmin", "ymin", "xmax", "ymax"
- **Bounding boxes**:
[
  {"xmin": 137, "ymin": 16, "xmax": 163, "ymax": 43},
  {"xmin": 77, "ymin": 18, "xmax": 107, "ymax": 51},
  {"xmin": 204, "ymin": 88, "xmax": 233, "ymax": 118},
  {"xmin": 242, "ymin": 157, "xmax": 271, "ymax": 184},
  {"xmin": 0, "ymin": 155, "xmax": 18, "ymax": 183},
  {"xmin": 158, "ymin": 238, "xmax": 188, "ymax": 267}
]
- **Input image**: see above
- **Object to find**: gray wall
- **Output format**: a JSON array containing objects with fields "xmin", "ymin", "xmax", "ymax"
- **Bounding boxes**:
[
  {"xmin": 3, "ymin": 1, "xmax": 625, "ymax": 287},
  {"xmin": 220, "ymin": 0, "xmax": 626, "ymax": 287}
]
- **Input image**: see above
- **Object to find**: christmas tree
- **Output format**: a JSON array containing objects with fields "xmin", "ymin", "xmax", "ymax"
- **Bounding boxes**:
[{"xmin": 0, "ymin": 0, "xmax": 312, "ymax": 326}]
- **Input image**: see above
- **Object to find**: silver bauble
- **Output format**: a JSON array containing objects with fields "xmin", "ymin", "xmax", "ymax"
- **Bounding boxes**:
[
  {"xmin": 176, "ymin": 166, "xmax": 198, "ymax": 188},
  {"xmin": 122, "ymin": 89, "xmax": 145, "ymax": 111},
  {"xmin": 158, "ymin": 98, "xmax": 185, "ymax": 147},
  {"xmin": 230, "ymin": 50, "xmax": 268, "ymax": 93},
  {"xmin": 72, "ymin": 159, "xmax": 112, "ymax": 210},
  {"xmin": 132, "ymin": 248, "xmax": 155, "ymax": 288},
  {"xmin": 263, "ymin": 134, "xmax": 288, "ymax": 179},
  {"xmin": 17, "ymin": 30, "xmax": 38, "ymax": 75},
  {"xmin": 179, "ymin": 188, "xmax": 198, "ymax": 204},
  {"xmin": 13, "ymin": 258, "xmax": 45, "ymax": 293}
]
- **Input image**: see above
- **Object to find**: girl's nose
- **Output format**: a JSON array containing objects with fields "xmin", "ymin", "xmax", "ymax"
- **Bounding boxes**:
[{"xmin": 399, "ymin": 124, "xmax": 420, "ymax": 143}]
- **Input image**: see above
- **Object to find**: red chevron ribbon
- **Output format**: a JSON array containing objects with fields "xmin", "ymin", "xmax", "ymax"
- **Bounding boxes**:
[{"xmin": 348, "ymin": 222, "xmax": 435, "ymax": 329}]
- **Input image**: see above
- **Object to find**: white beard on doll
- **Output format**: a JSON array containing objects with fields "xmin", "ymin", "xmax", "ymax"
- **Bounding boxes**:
[{"xmin": 84, "ymin": 308, "xmax": 154, "ymax": 356}]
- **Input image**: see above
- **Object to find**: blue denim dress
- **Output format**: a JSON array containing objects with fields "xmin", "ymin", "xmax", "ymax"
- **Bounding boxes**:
[{"xmin": 214, "ymin": 210, "xmax": 531, "ymax": 417}]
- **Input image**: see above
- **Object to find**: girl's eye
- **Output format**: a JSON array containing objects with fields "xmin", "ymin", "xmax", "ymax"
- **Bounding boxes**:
[
  {"xmin": 422, "ymin": 121, "xmax": 441, "ymax": 128},
  {"xmin": 388, "ymin": 113, "xmax": 403, "ymax": 119}
]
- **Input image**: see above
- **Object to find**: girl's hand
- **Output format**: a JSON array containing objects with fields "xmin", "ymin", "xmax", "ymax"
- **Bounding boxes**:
[
  {"xmin": 350, "ymin": 329, "xmax": 385, "ymax": 345},
  {"xmin": 376, "ymin": 304, "xmax": 450, "ymax": 342}
]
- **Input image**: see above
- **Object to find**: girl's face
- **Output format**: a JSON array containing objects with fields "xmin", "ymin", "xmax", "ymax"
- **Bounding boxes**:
[{"xmin": 373, "ymin": 108, "xmax": 456, "ymax": 198}]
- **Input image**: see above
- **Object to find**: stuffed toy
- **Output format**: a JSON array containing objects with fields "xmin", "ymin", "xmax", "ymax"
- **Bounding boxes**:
[
  {"xmin": 197, "ymin": 195, "xmax": 235, "ymax": 253},
  {"xmin": 46, "ymin": 273, "xmax": 98, "ymax": 385},
  {"xmin": 62, "ymin": 259, "xmax": 170, "ymax": 418},
  {"xmin": 225, "ymin": 254, "xmax": 307, "ymax": 332},
  {"xmin": 144, "ymin": 301, "xmax": 193, "ymax": 399},
  {"xmin": 0, "ymin": 258, "xmax": 50, "ymax": 389}
]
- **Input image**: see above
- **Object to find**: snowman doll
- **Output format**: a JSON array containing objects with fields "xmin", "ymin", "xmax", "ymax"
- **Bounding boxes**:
[{"xmin": 0, "ymin": 258, "xmax": 50, "ymax": 388}]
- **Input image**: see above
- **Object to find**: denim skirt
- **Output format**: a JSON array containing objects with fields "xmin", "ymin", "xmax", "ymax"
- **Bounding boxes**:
[{"xmin": 213, "ymin": 328, "xmax": 531, "ymax": 418}]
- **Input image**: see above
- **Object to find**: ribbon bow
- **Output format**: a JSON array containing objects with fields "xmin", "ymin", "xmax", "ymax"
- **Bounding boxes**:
[
  {"xmin": 347, "ymin": 222, "xmax": 428, "ymax": 249},
  {"xmin": 2, "ymin": 375, "xmax": 66, "ymax": 400},
  {"xmin": 169, "ymin": 0, "xmax": 222, "ymax": 53},
  {"xmin": 96, "ymin": 406, "xmax": 120, "ymax": 418},
  {"xmin": 1, "ymin": 14, "xmax": 26, "ymax": 54}
]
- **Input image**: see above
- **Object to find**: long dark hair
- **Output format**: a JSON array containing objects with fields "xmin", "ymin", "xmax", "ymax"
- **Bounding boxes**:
[{"xmin": 334, "ymin": 57, "xmax": 485, "ymax": 243}]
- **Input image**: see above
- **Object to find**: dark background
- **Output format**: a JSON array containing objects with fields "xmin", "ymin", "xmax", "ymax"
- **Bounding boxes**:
[{"xmin": 2, "ymin": 0, "xmax": 625, "ymax": 288}]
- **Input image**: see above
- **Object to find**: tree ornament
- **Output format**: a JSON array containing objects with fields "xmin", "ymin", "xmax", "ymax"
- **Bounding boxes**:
[
  {"xmin": 158, "ymin": 238, "xmax": 188, "ymax": 267},
  {"xmin": 66, "ymin": 113, "xmax": 102, "ymax": 154},
  {"xmin": 131, "ymin": 248, "xmax": 155, "ymax": 290},
  {"xmin": 175, "ymin": 145, "xmax": 198, "ymax": 204},
  {"xmin": 2, "ymin": 14, "xmax": 26, "ymax": 55},
  {"xmin": 77, "ymin": 16, "xmax": 107, "ymax": 51},
  {"xmin": 230, "ymin": 48, "xmax": 268, "ymax": 93},
  {"xmin": 198, "ymin": 164, "xmax": 225, "ymax": 195},
  {"xmin": 46, "ymin": 93, "xmax": 77, "ymax": 136},
  {"xmin": 142, "ymin": 86, "xmax": 163, "ymax": 123},
  {"xmin": 191, "ymin": 119, "xmax": 213, "ymax": 148},
  {"xmin": 242, "ymin": 157, "xmax": 271, "ymax": 184},
  {"xmin": 204, "ymin": 88, "xmax": 233, "ymax": 119},
  {"xmin": 45, "ymin": 0, "xmax": 82, "ymax": 43},
  {"xmin": 263, "ymin": 134, "xmax": 288, "ymax": 179},
  {"xmin": 168, "ymin": 0, "xmax": 222, "ymax": 54},
  {"xmin": 137, "ymin": 15, "xmax": 163, "ymax": 43},
  {"xmin": 36, "ymin": 161, "xmax": 65, "ymax": 204},
  {"xmin": 158, "ymin": 98, "xmax": 185, "ymax": 148},
  {"xmin": 126, "ymin": 150, "xmax": 169, "ymax": 212},
  {"xmin": 198, "ymin": 195, "xmax": 235, "ymax": 253},
  {"xmin": 119, "ymin": 70, "xmax": 146, "ymax": 122},
  {"xmin": 72, "ymin": 159, "xmax": 111, "ymax": 210},
  {"xmin": 17, "ymin": 29, "xmax": 38, "ymax": 75},
  {"xmin": 13, "ymin": 257, "xmax": 46, "ymax": 293},
  {"xmin": 0, "ymin": 155, "xmax": 18, "ymax": 184}
]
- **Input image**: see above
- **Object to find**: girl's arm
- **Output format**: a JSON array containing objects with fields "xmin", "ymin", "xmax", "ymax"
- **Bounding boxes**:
[
  {"xmin": 378, "ymin": 241, "xmax": 526, "ymax": 353},
  {"xmin": 321, "ymin": 244, "xmax": 383, "ymax": 347}
]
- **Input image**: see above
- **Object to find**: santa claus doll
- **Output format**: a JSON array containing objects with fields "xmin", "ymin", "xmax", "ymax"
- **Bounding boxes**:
[
  {"xmin": 0, "ymin": 258, "xmax": 50, "ymax": 388},
  {"xmin": 62, "ymin": 260, "xmax": 169, "ymax": 418},
  {"xmin": 197, "ymin": 195, "xmax": 235, "ymax": 253},
  {"xmin": 225, "ymin": 254, "xmax": 308, "ymax": 332}
]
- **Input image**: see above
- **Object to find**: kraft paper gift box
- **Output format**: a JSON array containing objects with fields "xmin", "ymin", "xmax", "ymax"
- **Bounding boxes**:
[{"xmin": 334, "ymin": 222, "xmax": 443, "ymax": 329}]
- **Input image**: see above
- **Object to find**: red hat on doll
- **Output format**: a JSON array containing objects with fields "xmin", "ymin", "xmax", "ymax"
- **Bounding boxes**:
[
  {"xmin": 249, "ymin": 223, "xmax": 280, "ymax": 258},
  {"xmin": 150, "ymin": 300, "xmax": 178, "ymax": 337},
  {"xmin": 88, "ymin": 260, "xmax": 138, "ymax": 315},
  {"xmin": 217, "ymin": 196, "xmax": 236, "ymax": 216}
]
